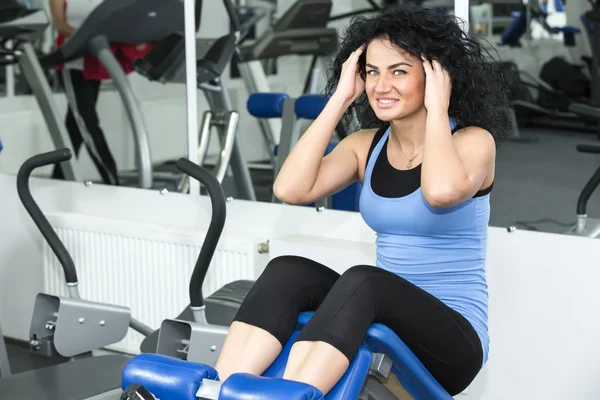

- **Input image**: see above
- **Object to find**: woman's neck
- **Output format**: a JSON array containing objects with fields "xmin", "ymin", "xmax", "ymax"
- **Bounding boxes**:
[{"xmin": 388, "ymin": 107, "xmax": 428, "ymax": 153}]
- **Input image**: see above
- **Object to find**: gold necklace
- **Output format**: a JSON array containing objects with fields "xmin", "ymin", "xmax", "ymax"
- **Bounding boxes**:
[{"xmin": 392, "ymin": 136, "xmax": 423, "ymax": 169}]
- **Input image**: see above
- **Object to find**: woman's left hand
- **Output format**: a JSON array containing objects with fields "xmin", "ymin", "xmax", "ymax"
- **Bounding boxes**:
[{"xmin": 422, "ymin": 58, "xmax": 452, "ymax": 112}]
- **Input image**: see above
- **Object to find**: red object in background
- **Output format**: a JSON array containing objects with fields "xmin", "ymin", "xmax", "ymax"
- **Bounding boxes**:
[{"xmin": 54, "ymin": 0, "xmax": 154, "ymax": 80}]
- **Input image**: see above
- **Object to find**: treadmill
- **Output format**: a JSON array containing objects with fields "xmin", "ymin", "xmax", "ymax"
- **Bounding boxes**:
[
  {"xmin": 38, "ymin": 0, "xmax": 201, "ymax": 191},
  {"xmin": 0, "ymin": 0, "xmax": 78, "ymax": 180},
  {"xmin": 234, "ymin": 0, "xmax": 339, "ymax": 165},
  {"xmin": 133, "ymin": 0, "xmax": 339, "ymax": 200}
]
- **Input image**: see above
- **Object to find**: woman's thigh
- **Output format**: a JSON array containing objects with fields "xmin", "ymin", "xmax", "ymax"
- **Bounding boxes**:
[{"xmin": 297, "ymin": 264, "xmax": 483, "ymax": 395}]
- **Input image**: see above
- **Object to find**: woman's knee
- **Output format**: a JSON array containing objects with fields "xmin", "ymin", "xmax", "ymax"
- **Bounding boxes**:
[
  {"xmin": 338, "ymin": 265, "xmax": 380, "ymax": 285},
  {"xmin": 259, "ymin": 255, "xmax": 339, "ymax": 286}
]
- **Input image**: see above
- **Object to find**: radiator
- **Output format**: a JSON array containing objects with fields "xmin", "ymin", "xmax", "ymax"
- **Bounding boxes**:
[{"xmin": 41, "ymin": 212, "xmax": 268, "ymax": 354}]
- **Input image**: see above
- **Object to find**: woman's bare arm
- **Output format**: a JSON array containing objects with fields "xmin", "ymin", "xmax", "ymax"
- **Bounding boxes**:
[{"xmin": 48, "ymin": 0, "xmax": 76, "ymax": 38}]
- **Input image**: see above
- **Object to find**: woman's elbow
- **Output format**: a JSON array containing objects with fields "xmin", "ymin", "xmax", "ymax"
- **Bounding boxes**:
[
  {"xmin": 272, "ymin": 183, "xmax": 304, "ymax": 205},
  {"xmin": 422, "ymin": 184, "xmax": 465, "ymax": 208}
]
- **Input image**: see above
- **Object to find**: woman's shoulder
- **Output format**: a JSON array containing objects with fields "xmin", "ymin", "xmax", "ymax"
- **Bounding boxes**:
[{"xmin": 339, "ymin": 128, "xmax": 385, "ymax": 168}]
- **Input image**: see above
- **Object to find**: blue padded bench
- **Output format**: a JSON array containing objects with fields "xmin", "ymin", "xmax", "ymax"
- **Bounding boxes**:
[
  {"xmin": 122, "ymin": 311, "xmax": 452, "ymax": 400},
  {"xmin": 246, "ymin": 92, "xmax": 289, "ymax": 119}
]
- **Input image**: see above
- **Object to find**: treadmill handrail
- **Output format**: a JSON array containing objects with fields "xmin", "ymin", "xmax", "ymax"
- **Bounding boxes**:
[
  {"xmin": 222, "ymin": 0, "xmax": 241, "ymax": 32},
  {"xmin": 175, "ymin": 158, "xmax": 226, "ymax": 309},
  {"xmin": 16, "ymin": 149, "xmax": 79, "ymax": 284},
  {"xmin": 568, "ymin": 102, "xmax": 600, "ymax": 121}
]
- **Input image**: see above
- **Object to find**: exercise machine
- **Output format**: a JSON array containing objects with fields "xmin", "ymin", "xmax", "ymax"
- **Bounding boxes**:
[
  {"xmin": 134, "ymin": 0, "xmax": 255, "ymax": 200},
  {"xmin": 0, "ymin": 149, "xmax": 133, "ymax": 399},
  {"xmin": 135, "ymin": 0, "xmax": 339, "ymax": 199},
  {"xmin": 232, "ymin": 0, "xmax": 338, "ymax": 163},
  {"xmin": 0, "ymin": 0, "xmax": 78, "ymax": 180},
  {"xmin": 246, "ymin": 92, "xmax": 362, "ymax": 211},
  {"xmin": 38, "ymin": 0, "xmax": 200, "ymax": 190},
  {"xmin": 0, "ymin": 146, "xmax": 244, "ymax": 399},
  {"xmin": 582, "ymin": 1, "xmax": 600, "ymax": 138},
  {"xmin": 566, "ymin": 143, "xmax": 600, "ymax": 238},
  {"xmin": 117, "ymin": 159, "xmax": 456, "ymax": 400}
]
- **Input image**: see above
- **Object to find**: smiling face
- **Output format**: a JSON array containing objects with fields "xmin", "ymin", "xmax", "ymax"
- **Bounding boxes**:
[{"xmin": 364, "ymin": 37, "xmax": 426, "ymax": 121}]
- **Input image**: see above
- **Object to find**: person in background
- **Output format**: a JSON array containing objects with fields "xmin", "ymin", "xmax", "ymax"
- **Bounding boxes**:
[{"xmin": 48, "ymin": 0, "xmax": 119, "ymax": 185}]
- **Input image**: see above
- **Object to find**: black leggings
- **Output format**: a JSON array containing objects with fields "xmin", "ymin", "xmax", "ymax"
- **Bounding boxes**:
[
  {"xmin": 233, "ymin": 255, "xmax": 483, "ymax": 396},
  {"xmin": 52, "ymin": 69, "xmax": 119, "ymax": 185}
]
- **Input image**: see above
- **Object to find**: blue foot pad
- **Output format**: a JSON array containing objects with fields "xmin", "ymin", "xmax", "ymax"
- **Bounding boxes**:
[
  {"xmin": 122, "ymin": 354, "xmax": 218, "ymax": 400},
  {"xmin": 220, "ymin": 373, "xmax": 324, "ymax": 400}
]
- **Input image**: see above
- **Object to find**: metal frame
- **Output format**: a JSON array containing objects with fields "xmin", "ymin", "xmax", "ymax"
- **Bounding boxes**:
[
  {"xmin": 87, "ymin": 37, "xmax": 153, "ymax": 189},
  {"xmin": 0, "ymin": 322, "xmax": 12, "ymax": 378},
  {"xmin": 199, "ymin": 79, "xmax": 257, "ymax": 201},
  {"xmin": 18, "ymin": 42, "xmax": 79, "ymax": 181},
  {"xmin": 29, "ymin": 293, "xmax": 132, "ymax": 358}
]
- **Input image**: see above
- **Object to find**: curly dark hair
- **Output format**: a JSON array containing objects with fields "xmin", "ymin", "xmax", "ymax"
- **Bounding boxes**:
[{"xmin": 325, "ymin": 5, "xmax": 512, "ymax": 140}]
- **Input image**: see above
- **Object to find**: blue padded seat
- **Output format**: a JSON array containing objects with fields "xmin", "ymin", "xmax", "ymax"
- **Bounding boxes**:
[
  {"xmin": 121, "ymin": 311, "xmax": 452, "ymax": 400},
  {"xmin": 247, "ymin": 92, "xmax": 289, "ymax": 119},
  {"xmin": 294, "ymin": 312, "xmax": 453, "ymax": 400},
  {"xmin": 294, "ymin": 94, "xmax": 329, "ymax": 120}
]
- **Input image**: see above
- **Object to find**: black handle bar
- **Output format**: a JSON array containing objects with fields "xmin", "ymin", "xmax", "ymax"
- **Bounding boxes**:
[
  {"xmin": 176, "ymin": 158, "xmax": 226, "ymax": 309},
  {"xmin": 576, "ymin": 144, "xmax": 600, "ymax": 215},
  {"xmin": 222, "ymin": 0, "xmax": 241, "ymax": 33},
  {"xmin": 16, "ymin": 149, "xmax": 78, "ymax": 284}
]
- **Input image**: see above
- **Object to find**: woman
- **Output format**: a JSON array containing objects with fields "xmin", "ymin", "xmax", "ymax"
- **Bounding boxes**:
[
  {"xmin": 48, "ymin": 0, "xmax": 119, "ymax": 185},
  {"xmin": 216, "ymin": 5, "xmax": 511, "ymax": 397}
]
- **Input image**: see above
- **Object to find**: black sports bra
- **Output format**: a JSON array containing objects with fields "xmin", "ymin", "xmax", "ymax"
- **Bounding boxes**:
[{"xmin": 365, "ymin": 126, "xmax": 494, "ymax": 199}]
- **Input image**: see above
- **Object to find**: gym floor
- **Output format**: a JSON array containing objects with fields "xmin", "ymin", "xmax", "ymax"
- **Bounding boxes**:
[{"xmin": 491, "ymin": 128, "xmax": 600, "ymax": 234}]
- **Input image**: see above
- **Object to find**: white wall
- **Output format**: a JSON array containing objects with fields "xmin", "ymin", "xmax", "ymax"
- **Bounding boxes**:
[{"xmin": 0, "ymin": 174, "xmax": 599, "ymax": 399}]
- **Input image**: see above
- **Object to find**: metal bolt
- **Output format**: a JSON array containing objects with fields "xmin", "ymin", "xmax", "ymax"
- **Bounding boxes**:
[
  {"xmin": 226, "ymin": 197, "xmax": 234, "ymax": 202},
  {"xmin": 160, "ymin": 188, "xmax": 169, "ymax": 195},
  {"xmin": 316, "ymin": 206, "xmax": 325, "ymax": 212},
  {"xmin": 210, "ymin": 345, "xmax": 217, "ymax": 352},
  {"xmin": 100, "ymin": 320, "xmax": 106, "ymax": 326},
  {"xmin": 79, "ymin": 317, "xmax": 85, "ymax": 324},
  {"xmin": 506, "ymin": 226, "xmax": 516, "ymax": 233},
  {"xmin": 84, "ymin": 181, "xmax": 93, "ymax": 186},
  {"xmin": 257, "ymin": 241, "xmax": 269, "ymax": 254}
]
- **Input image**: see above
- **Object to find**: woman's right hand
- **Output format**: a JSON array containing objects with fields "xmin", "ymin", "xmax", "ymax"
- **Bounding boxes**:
[{"xmin": 333, "ymin": 44, "xmax": 366, "ymax": 105}]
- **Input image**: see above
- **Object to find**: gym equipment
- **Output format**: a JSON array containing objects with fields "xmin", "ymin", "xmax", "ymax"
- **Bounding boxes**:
[
  {"xmin": 38, "ymin": 0, "xmax": 199, "ymax": 190},
  {"xmin": 120, "ymin": 157, "xmax": 454, "ymax": 400},
  {"xmin": 0, "ymin": 0, "xmax": 78, "ymax": 180},
  {"xmin": 123, "ymin": 310, "xmax": 454, "ymax": 399},
  {"xmin": 581, "ymin": 1, "xmax": 600, "ymax": 138},
  {"xmin": 1, "ymin": 148, "xmax": 238, "ymax": 399},
  {"xmin": 0, "ymin": 323, "xmax": 11, "ymax": 378},
  {"xmin": 132, "ymin": 0, "xmax": 255, "ymax": 200},
  {"xmin": 139, "ymin": 156, "xmax": 254, "ymax": 353},
  {"xmin": 0, "ymin": 149, "xmax": 133, "ymax": 399},
  {"xmin": 496, "ymin": 59, "xmax": 600, "ymax": 135},
  {"xmin": 18, "ymin": 150, "xmax": 152, "ymax": 359},
  {"xmin": 226, "ymin": 0, "xmax": 339, "ymax": 168},
  {"xmin": 247, "ymin": 92, "xmax": 362, "ymax": 211},
  {"xmin": 566, "ymin": 143, "xmax": 600, "ymax": 238}
]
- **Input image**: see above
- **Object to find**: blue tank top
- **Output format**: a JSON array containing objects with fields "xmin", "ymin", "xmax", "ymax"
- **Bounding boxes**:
[{"xmin": 359, "ymin": 126, "xmax": 491, "ymax": 365}]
